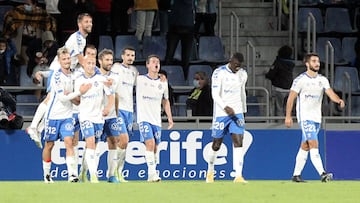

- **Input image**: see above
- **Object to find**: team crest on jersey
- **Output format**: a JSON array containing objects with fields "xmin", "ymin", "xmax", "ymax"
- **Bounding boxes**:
[
  {"xmin": 158, "ymin": 84, "xmax": 163, "ymax": 90},
  {"xmin": 94, "ymin": 81, "xmax": 99, "ymax": 87},
  {"xmin": 65, "ymin": 123, "xmax": 74, "ymax": 131}
]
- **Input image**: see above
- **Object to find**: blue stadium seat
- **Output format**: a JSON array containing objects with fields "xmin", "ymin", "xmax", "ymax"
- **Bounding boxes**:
[
  {"xmin": 0, "ymin": 5, "xmax": 13, "ymax": 32},
  {"xmin": 324, "ymin": 8, "xmax": 354, "ymax": 33},
  {"xmin": 19, "ymin": 65, "xmax": 37, "ymax": 87},
  {"xmin": 114, "ymin": 35, "xmax": 143, "ymax": 61},
  {"xmin": 136, "ymin": 65, "xmax": 147, "ymax": 75},
  {"xmin": 342, "ymin": 37, "xmax": 357, "ymax": 64},
  {"xmin": 297, "ymin": 8, "xmax": 324, "ymax": 33},
  {"xmin": 246, "ymin": 96, "xmax": 261, "ymax": 117},
  {"xmin": 98, "ymin": 35, "xmax": 114, "ymax": 52},
  {"xmin": 160, "ymin": 65, "xmax": 186, "ymax": 86},
  {"xmin": 186, "ymin": 65, "xmax": 213, "ymax": 86},
  {"xmin": 316, "ymin": 37, "xmax": 343, "ymax": 64},
  {"xmin": 175, "ymin": 95, "xmax": 188, "ymax": 117},
  {"xmin": 298, "ymin": 0, "xmax": 320, "ymax": 6},
  {"xmin": 16, "ymin": 94, "xmax": 39, "ymax": 103},
  {"xmin": 142, "ymin": 36, "xmax": 167, "ymax": 61},
  {"xmin": 15, "ymin": 105, "xmax": 36, "ymax": 116},
  {"xmin": 198, "ymin": 36, "xmax": 227, "ymax": 64},
  {"xmin": 173, "ymin": 39, "xmax": 199, "ymax": 62},
  {"xmin": 333, "ymin": 66, "xmax": 360, "ymax": 94}
]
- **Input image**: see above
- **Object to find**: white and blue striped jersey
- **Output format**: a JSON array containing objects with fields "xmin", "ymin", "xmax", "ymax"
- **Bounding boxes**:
[
  {"xmin": 101, "ymin": 70, "xmax": 120, "ymax": 119},
  {"xmin": 75, "ymin": 73, "xmax": 113, "ymax": 124},
  {"xmin": 291, "ymin": 72, "xmax": 330, "ymax": 123},
  {"xmin": 111, "ymin": 63, "xmax": 138, "ymax": 112},
  {"xmin": 136, "ymin": 75, "xmax": 168, "ymax": 127},
  {"xmin": 211, "ymin": 64, "xmax": 247, "ymax": 118},
  {"xmin": 46, "ymin": 69, "xmax": 80, "ymax": 120}
]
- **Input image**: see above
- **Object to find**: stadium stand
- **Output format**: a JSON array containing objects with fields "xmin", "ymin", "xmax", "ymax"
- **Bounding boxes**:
[
  {"xmin": 98, "ymin": 35, "xmax": 114, "ymax": 52},
  {"xmin": 316, "ymin": 37, "xmax": 343, "ymax": 64},
  {"xmin": 341, "ymin": 37, "xmax": 357, "ymax": 64},
  {"xmin": 324, "ymin": 8, "xmax": 354, "ymax": 33},
  {"xmin": 160, "ymin": 65, "xmax": 186, "ymax": 86},
  {"xmin": 114, "ymin": 35, "xmax": 143, "ymax": 61},
  {"xmin": 142, "ymin": 36, "xmax": 167, "ymax": 61},
  {"xmin": 297, "ymin": 7, "xmax": 324, "ymax": 33}
]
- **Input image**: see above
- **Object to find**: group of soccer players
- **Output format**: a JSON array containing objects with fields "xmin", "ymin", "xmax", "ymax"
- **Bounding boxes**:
[{"xmin": 25, "ymin": 12, "xmax": 174, "ymax": 183}]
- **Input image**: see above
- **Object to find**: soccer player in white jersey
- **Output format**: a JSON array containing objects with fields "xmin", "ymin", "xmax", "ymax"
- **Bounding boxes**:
[
  {"xmin": 285, "ymin": 53, "xmax": 345, "ymax": 183},
  {"xmin": 42, "ymin": 47, "xmax": 91, "ymax": 183},
  {"xmin": 26, "ymin": 13, "xmax": 93, "ymax": 148},
  {"xmin": 96, "ymin": 48, "xmax": 122, "ymax": 183},
  {"xmin": 206, "ymin": 53, "xmax": 248, "ymax": 183},
  {"xmin": 136, "ymin": 55, "xmax": 174, "ymax": 182},
  {"xmin": 75, "ymin": 56, "xmax": 114, "ymax": 183},
  {"xmin": 111, "ymin": 47, "xmax": 138, "ymax": 182}
]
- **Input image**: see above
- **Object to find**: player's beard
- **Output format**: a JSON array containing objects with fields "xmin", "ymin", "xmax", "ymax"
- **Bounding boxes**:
[{"xmin": 309, "ymin": 66, "xmax": 319, "ymax": 72}]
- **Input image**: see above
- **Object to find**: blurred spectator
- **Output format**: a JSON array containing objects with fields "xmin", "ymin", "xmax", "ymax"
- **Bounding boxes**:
[
  {"xmin": 111, "ymin": 0, "xmax": 134, "ymax": 36},
  {"xmin": 44, "ymin": 0, "xmax": 61, "ymax": 42},
  {"xmin": 158, "ymin": 0, "xmax": 171, "ymax": 36},
  {"xmin": 265, "ymin": 45, "xmax": 295, "ymax": 117},
  {"xmin": 165, "ymin": 0, "xmax": 195, "ymax": 77},
  {"xmin": 0, "ymin": 87, "xmax": 23, "ymax": 130},
  {"xmin": 90, "ymin": 0, "xmax": 111, "ymax": 47},
  {"xmin": 26, "ymin": 31, "xmax": 58, "ymax": 77},
  {"xmin": 0, "ymin": 38, "xmax": 18, "ymax": 86},
  {"xmin": 194, "ymin": 0, "xmax": 217, "ymax": 38},
  {"xmin": 186, "ymin": 71, "xmax": 213, "ymax": 116},
  {"xmin": 134, "ymin": 0, "xmax": 158, "ymax": 42},
  {"xmin": 58, "ymin": 0, "xmax": 93, "ymax": 45},
  {"xmin": 2, "ymin": 0, "xmax": 56, "ymax": 66}
]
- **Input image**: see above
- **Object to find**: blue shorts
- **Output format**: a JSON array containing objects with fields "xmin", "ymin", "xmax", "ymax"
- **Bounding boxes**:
[
  {"xmin": 299, "ymin": 120, "xmax": 320, "ymax": 142},
  {"xmin": 138, "ymin": 122, "xmax": 161, "ymax": 144},
  {"xmin": 73, "ymin": 113, "xmax": 81, "ymax": 132},
  {"xmin": 118, "ymin": 110, "xmax": 133, "ymax": 136},
  {"xmin": 101, "ymin": 118, "xmax": 121, "ymax": 141},
  {"xmin": 80, "ymin": 120, "xmax": 104, "ymax": 142},
  {"xmin": 211, "ymin": 113, "xmax": 245, "ymax": 139},
  {"xmin": 46, "ymin": 70, "xmax": 54, "ymax": 93},
  {"xmin": 44, "ymin": 118, "xmax": 74, "ymax": 141}
]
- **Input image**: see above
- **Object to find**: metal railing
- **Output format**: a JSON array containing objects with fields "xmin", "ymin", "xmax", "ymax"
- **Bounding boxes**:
[
  {"xmin": 307, "ymin": 12, "xmax": 317, "ymax": 53},
  {"xmin": 230, "ymin": 11, "xmax": 240, "ymax": 55},
  {"xmin": 246, "ymin": 41, "xmax": 256, "ymax": 95}
]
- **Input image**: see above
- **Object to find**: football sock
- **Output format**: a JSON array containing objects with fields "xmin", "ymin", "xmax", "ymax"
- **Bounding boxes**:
[
  {"xmin": 73, "ymin": 145, "xmax": 79, "ymax": 176},
  {"xmin": 116, "ymin": 147, "xmax": 126, "ymax": 176},
  {"xmin": 310, "ymin": 148, "xmax": 325, "ymax": 175},
  {"xmin": 94, "ymin": 145, "xmax": 101, "ymax": 174},
  {"xmin": 66, "ymin": 156, "xmax": 76, "ymax": 177},
  {"xmin": 85, "ymin": 148, "xmax": 97, "ymax": 177},
  {"xmin": 243, "ymin": 131, "xmax": 253, "ymax": 154},
  {"xmin": 107, "ymin": 149, "xmax": 118, "ymax": 177},
  {"xmin": 42, "ymin": 160, "xmax": 51, "ymax": 177},
  {"xmin": 293, "ymin": 148, "xmax": 308, "ymax": 176},
  {"xmin": 30, "ymin": 102, "xmax": 47, "ymax": 129},
  {"xmin": 207, "ymin": 148, "xmax": 217, "ymax": 172},
  {"xmin": 145, "ymin": 150, "xmax": 156, "ymax": 176},
  {"xmin": 233, "ymin": 147, "xmax": 244, "ymax": 177}
]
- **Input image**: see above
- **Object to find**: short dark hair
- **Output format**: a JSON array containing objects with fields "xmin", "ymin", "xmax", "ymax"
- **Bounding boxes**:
[
  {"xmin": 278, "ymin": 45, "xmax": 293, "ymax": 59},
  {"xmin": 122, "ymin": 46, "xmax": 135, "ymax": 55},
  {"xmin": 232, "ymin": 52, "xmax": 244, "ymax": 63},
  {"xmin": 146, "ymin": 54, "xmax": 160, "ymax": 64},
  {"xmin": 77, "ymin": 13, "xmax": 92, "ymax": 23},
  {"xmin": 303, "ymin": 53, "xmax": 319, "ymax": 63},
  {"xmin": 0, "ymin": 38, "xmax": 7, "ymax": 44}
]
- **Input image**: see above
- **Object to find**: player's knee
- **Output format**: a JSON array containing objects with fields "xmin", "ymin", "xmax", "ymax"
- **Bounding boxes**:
[{"xmin": 212, "ymin": 142, "xmax": 221, "ymax": 151}]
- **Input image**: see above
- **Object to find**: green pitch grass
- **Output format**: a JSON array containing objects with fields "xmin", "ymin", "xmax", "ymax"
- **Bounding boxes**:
[{"xmin": 0, "ymin": 180, "xmax": 359, "ymax": 203}]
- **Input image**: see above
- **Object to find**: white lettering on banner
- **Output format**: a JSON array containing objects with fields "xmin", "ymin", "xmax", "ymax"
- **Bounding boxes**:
[{"xmin": 48, "ymin": 130, "xmax": 248, "ymax": 180}]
